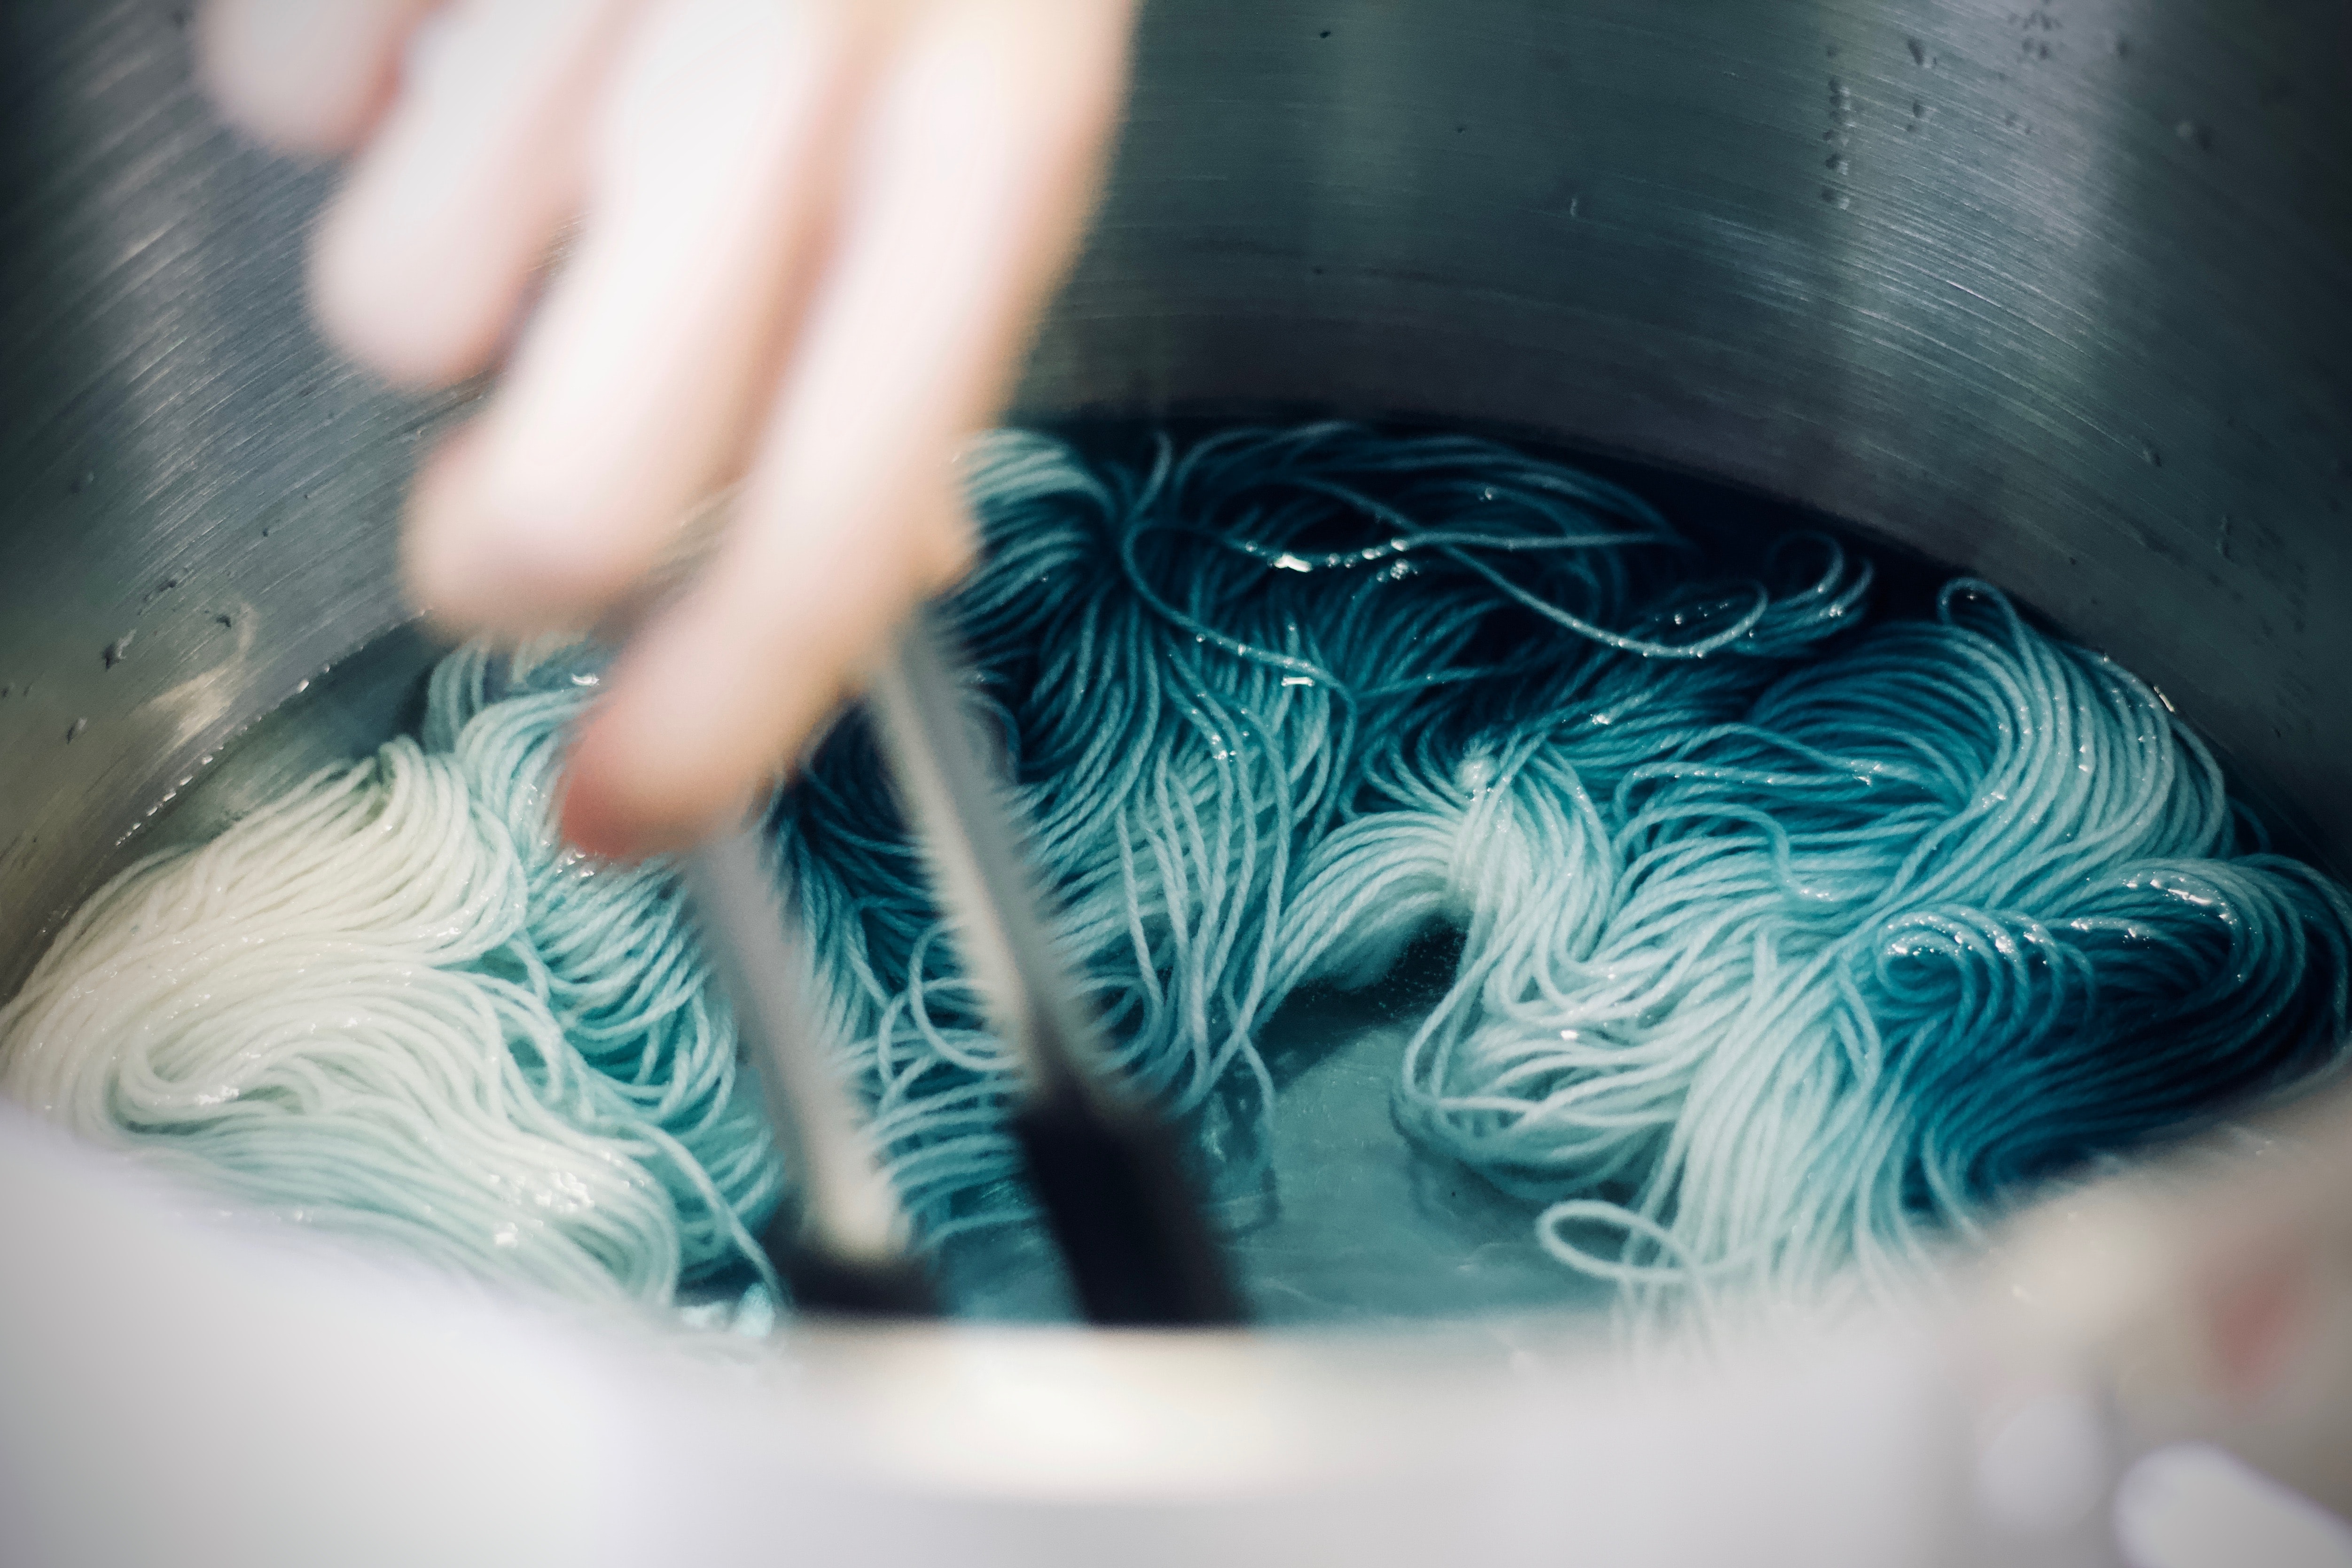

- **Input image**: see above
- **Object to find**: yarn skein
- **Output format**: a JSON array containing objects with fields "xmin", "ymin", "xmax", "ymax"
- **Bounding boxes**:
[{"xmin": 5, "ymin": 423, "xmax": 2344, "ymax": 1326}]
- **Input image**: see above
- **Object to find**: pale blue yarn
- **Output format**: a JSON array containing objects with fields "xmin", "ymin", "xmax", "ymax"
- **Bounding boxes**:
[
  {"xmin": 777, "ymin": 426, "xmax": 1889, "ymax": 1255},
  {"xmin": 17, "ymin": 421, "xmax": 2345, "ymax": 1320},
  {"xmin": 777, "ymin": 424, "xmax": 2352, "ymax": 1311},
  {"xmin": 422, "ymin": 645, "xmax": 785, "ymax": 1283}
]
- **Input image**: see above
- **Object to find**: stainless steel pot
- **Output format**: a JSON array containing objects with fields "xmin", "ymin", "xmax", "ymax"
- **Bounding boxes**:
[
  {"xmin": 3, "ymin": 1, "xmax": 2349, "ymax": 1563},
  {"xmin": 7, "ymin": 0, "xmax": 2350, "ymax": 979}
]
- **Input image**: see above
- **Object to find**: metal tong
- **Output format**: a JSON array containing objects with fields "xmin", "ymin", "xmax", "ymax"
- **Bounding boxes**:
[{"xmin": 683, "ymin": 607, "xmax": 1243, "ymax": 1327}]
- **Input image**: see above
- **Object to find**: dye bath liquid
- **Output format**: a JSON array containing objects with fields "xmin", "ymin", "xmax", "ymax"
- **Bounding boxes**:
[{"xmin": 41, "ymin": 422, "xmax": 2345, "ymax": 1329}]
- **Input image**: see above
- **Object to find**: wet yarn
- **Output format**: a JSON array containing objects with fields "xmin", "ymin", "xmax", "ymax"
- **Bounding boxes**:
[
  {"xmin": 1369, "ymin": 582, "xmax": 2352, "ymax": 1319},
  {"xmin": 0, "ymin": 644, "xmax": 781, "ymax": 1309},
  {"xmin": 5, "ymin": 422, "xmax": 2347, "ymax": 1323},
  {"xmin": 786, "ymin": 425, "xmax": 1884, "ymax": 1247}
]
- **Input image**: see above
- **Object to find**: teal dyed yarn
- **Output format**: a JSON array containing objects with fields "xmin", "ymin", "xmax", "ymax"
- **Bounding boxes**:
[
  {"xmin": 784, "ymin": 426, "xmax": 1884, "ymax": 1250},
  {"xmin": 787, "ymin": 424, "xmax": 2352, "ymax": 1312},
  {"xmin": 5, "ymin": 422, "xmax": 2346, "ymax": 1327},
  {"xmin": 426, "ymin": 641, "xmax": 785, "ymax": 1280},
  {"xmin": 1373, "ymin": 581, "xmax": 2352, "ymax": 1318}
]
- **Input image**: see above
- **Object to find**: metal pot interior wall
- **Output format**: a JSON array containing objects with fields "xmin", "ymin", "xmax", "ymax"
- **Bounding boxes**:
[{"xmin": 3, "ymin": 0, "xmax": 2348, "ymax": 998}]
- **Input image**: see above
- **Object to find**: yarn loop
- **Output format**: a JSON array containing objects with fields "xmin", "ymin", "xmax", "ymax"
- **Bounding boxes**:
[{"xmin": 6, "ymin": 424, "xmax": 2344, "ymax": 1326}]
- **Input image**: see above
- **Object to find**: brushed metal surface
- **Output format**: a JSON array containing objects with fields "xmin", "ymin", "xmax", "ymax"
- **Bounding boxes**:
[
  {"xmin": 4, "ymin": 4, "xmax": 2352, "ymax": 1552},
  {"xmin": 1023, "ymin": 0, "xmax": 2352, "ymax": 859},
  {"xmin": 0, "ymin": 1, "xmax": 463, "ymax": 995},
  {"xmin": 4, "ymin": 0, "xmax": 2348, "ymax": 995}
]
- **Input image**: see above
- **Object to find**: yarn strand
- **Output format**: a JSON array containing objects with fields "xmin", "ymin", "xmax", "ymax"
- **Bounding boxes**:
[{"xmin": 7, "ymin": 422, "xmax": 2344, "ymax": 1330}]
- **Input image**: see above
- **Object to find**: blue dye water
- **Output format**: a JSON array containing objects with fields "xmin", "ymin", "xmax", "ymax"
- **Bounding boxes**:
[{"xmin": 7, "ymin": 423, "xmax": 2346, "ymax": 1327}]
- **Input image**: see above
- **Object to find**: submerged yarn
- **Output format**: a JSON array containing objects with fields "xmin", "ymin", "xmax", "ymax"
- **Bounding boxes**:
[
  {"xmin": 0, "ymin": 647, "xmax": 781, "ymax": 1308},
  {"xmin": 1371, "ymin": 583, "xmax": 2352, "ymax": 1317},
  {"xmin": 5, "ymin": 423, "xmax": 2346, "ymax": 1324}
]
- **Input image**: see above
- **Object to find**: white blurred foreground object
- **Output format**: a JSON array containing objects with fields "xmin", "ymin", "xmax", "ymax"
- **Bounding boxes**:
[
  {"xmin": 2115, "ymin": 1445, "xmax": 2352, "ymax": 1568},
  {"xmin": 197, "ymin": 0, "xmax": 1137, "ymax": 859},
  {"xmin": 0, "ymin": 1099, "xmax": 1950, "ymax": 1568},
  {"xmin": 7, "ymin": 1084, "xmax": 2352, "ymax": 1566}
]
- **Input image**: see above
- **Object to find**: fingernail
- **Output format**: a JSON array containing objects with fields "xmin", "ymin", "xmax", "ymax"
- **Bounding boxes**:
[
  {"xmin": 558, "ymin": 719, "xmax": 743, "ymax": 863},
  {"xmin": 557, "ymin": 768, "xmax": 650, "ymax": 861}
]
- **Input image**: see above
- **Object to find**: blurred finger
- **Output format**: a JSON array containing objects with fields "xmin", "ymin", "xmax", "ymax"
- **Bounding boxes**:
[
  {"xmin": 561, "ymin": 0, "xmax": 1133, "ymax": 857},
  {"xmin": 404, "ymin": 0, "xmax": 881, "ymax": 635},
  {"xmin": 309, "ymin": 0, "xmax": 637, "ymax": 386},
  {"xmin": 560, "ymin": 475, "xmax": 966, "ymax": 859},
  {"xmin": 198, "ymin": 0, "xmax": 442, "ymax": 155}
]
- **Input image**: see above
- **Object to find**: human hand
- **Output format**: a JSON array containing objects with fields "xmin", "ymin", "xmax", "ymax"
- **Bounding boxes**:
[{"xmin": 200, "ymin": 0, "xmax": 1135, "ymax": 857}]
